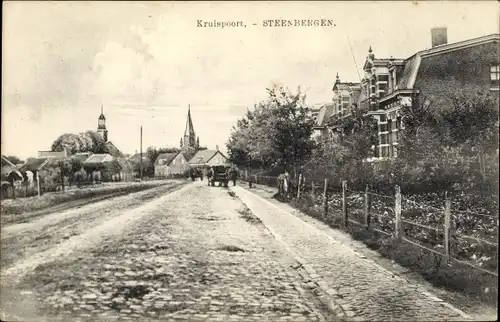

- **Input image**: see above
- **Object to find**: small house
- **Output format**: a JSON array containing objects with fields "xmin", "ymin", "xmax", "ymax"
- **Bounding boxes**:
[{"xmin": 154, "ymin": 152, "xmax": 189, "ymax": 178}]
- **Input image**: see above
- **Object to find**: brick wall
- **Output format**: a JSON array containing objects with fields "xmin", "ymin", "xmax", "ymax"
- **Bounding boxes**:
[{"xmin": 414, "ymin": 41, "xmax": 500, "ymax": 109}]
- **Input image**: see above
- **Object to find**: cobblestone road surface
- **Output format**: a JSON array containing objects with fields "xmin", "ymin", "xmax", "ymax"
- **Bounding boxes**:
[
  {"xmin": 1, "ymin": 181, "xmax": 333, "ymax": 321},
  {"xmin": 232, "ymin": 185, "xmax": 470, "ymax": 321}
]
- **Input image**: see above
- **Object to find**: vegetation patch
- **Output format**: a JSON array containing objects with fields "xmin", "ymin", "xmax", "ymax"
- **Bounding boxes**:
[
  {"xmin": 238, "ymin": 206, "xmax": 262, "ymax": 225},
  {"xmin": 218, "ymin": 245, "xmax": 246, "ymax": 252},
  {"xmin": 287, "ymin": 193, "xmax": 498, "ymax": 308}
]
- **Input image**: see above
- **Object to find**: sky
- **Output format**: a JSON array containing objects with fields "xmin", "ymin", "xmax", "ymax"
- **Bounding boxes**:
[{"xmin": 2, "ymin": 1, "xmax": 498, "ymax": 160}]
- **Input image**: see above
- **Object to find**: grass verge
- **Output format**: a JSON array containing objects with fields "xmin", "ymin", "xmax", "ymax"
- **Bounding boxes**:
[{"xmin": 1, "ymin": 181, "xmax": 180, "ymax": 223}]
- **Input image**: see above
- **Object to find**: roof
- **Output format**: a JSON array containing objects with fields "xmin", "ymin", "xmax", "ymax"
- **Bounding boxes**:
[
  {"xmin": 1, "ymin": 156, "xmax": 16, "ymax": 168},
  {"xmin": 155, "ymin": 152, "xmax": 180, "ymax": 165},
  {"xmin": 181, "ymin": 151, "xmax": 197, "ymax": 162},
  {"xmin": 73, "ymin": 152, "xmax": 93, "ymax": 162},
  {"xmin": 397, "ymin": 54, "xmax": 420, "ymax": 89},
  {"xmin": 130, "ymin": 153, "xmax": 150, "ymax": 161},
  {"xmin": 84, "ymin": 153, "xmax": 113, "ymax": 164},
  {"xmin": 188, "ymin": 149, "xmax": 221, "ymax": 165},
  {"xmin": 19, "ymin": 158, "xmax": 50, "ymax": 172},
  {"xmin": 105, "ymin": 141, "xmax": 123, "ymax": 157},
  {"xmin": 1, "ymin": 156, "xmax": 23, "ymax": 180},
  {"xmin": 314, "ymin": 103, "xmax": 335, "ymax": 127},
  {"xmin": 37, "ymin": 150, "xmax": 67, "ymax": 158},
  {"xmin": 397, "ymin": 33, "xmax": 499, "ymax": 90}
]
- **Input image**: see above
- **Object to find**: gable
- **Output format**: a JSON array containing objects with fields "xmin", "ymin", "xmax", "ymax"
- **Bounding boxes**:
[
  {"xmin": 106, "ymin": 141, "xmax": 123, "ymax": 157},
  {"xmin": 206, "ymin": 151, "xmax": 228, "ymax": 165},
  {"xmin": 188, "ymin": 150, "xmax": 218, "ymax": 164}
]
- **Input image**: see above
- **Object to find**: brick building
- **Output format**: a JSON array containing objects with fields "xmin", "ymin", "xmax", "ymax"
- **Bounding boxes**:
[
  {"xmin": 312, "ymin": 74, "xmax": 362, "ymax": 141},
  {"xmin": 318, "ymin": 29, "xmax": 500, "ymax": 159},
  {"xmin": 360, "ymin": 29, "xmax": 499, "ymax": 158}
]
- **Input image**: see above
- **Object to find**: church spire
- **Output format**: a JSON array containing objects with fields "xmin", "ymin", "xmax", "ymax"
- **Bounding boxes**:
[{"xmin": 183, "ymin": 104, "xmax": 196, "ymax": 151}]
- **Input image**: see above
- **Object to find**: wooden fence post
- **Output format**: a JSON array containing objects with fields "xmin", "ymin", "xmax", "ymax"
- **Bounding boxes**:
[
  {"xmin": 394, "ymin": 185, "xmax": 402, "ymax": 241},
  {"xmin": 322, "ymin": 179, "xmax": 328, "ymax": 218},
  {"xmin": 364, "ymin": 184, "xmax": 371, "ymax": 229},
  {"xmin": 444, "ymin": 191, "xmax": 451, "ymax": 264},
  {"xmin": 342, "ymin": 180, "xmax": 348, "ymax": 227},
  {"xmin": 36, "ymin": 171, "xmax": 41, "ymax": 198},
  {"xmin": 297, "ymin": 174, "xmax": 302, "ymax": 199},
  {"xmin": 311, "ymin": 181, "xmax": 315, "ymax": 202}
]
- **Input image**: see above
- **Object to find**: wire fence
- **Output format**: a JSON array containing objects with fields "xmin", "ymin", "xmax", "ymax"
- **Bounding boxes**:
[{"xmin": 242, "ymin": 172, "xmax": 499, "ymax": 277}]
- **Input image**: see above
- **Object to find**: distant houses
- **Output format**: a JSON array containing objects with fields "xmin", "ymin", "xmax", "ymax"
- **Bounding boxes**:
[
  {"xmin": 188, "ymin": 149, "xmax": 229, "ymax": 168},
  {"xmin": 154, "ymin": 152, "xmax": 189, "ymax": 178}
]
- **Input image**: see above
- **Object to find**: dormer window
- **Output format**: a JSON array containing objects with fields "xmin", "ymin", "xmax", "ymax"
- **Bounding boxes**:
[{"xmin": 491, "ymin": 65, "xmax": 499, "ymax": 89}]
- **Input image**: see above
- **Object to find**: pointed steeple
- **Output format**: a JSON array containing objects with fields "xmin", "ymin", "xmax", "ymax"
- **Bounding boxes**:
[{"xmin": 183, "ymin": 104, "xmax": 196, "ymax": 151}]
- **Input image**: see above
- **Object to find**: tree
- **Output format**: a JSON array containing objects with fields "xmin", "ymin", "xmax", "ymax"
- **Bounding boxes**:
[
  {"xmin": 226, "ymin": 85, "xmax": 316, "ymax": 178},
  {"xmin": 308, "ymin": 106, "xmax": 379, "ymax": 189},
  {"xmin": 106, "ymin": 159, "xmax": 123, "ymax": 181},
  {"xmin": 440, "ymin": 90, "xmax": 499, "ymax": 175},
  {"xmin": 51, "ymin": 131, "xmax": 108, "ymax": 155},
  {"xmin": 55, "ymin": 159, "xmax": 72, "ymax": 192},
  {"xmin": 69, "ymin": 158, "xmax": 84, "ymax": 187}
]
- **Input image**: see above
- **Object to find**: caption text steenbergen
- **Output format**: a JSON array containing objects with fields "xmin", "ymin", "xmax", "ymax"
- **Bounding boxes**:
[{"xmin": 196, "ymin": 19, "xmax": 336, "ymax": 29}]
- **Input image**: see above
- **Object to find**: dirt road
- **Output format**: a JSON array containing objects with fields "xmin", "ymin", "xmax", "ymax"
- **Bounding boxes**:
[
  {"xmin": 1, "ymin": 181, "xmax": 330, "ymax": 321},
  {"xmin": 1, "ymin": 181, "xmax": 487, "ymax": 321}
]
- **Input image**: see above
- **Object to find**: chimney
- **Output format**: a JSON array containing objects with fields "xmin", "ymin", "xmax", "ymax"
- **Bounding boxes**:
[
  {"xmin": 216, "ymin": 145, "xmax": 219, "ymax": 151},
  {"xmin": 431, "ymin": 27, "xmax": 448, "ymax": 48}
]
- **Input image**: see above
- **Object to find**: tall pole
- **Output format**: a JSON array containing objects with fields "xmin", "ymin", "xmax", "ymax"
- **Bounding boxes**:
[{"xmin": 140, "ymin": 126, "xmax": 143, "ymax": 180}]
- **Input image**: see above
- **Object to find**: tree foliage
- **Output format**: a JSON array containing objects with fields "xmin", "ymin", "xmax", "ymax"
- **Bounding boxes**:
[
  {"xmin": 51, "ymin": 131, "xmax": 108, "ymax": 155},
  {"xmin": 310, "ymin": 106, "xmax": 379, "ymax": 188},
  {"xmin": 226, "ymin": 85, "xmax": 316, "ymax": 178},
  {"xmin": 392, "ymin": 90, "xmax": 499, "ymax": 194}
]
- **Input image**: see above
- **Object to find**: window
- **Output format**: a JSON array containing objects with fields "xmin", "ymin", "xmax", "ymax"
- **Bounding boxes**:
[
  {"xmin": 380, "ymin": 133, "xmax": 389, "ymax": 145},
  {"xmin": 380, "ymin": 146, "xmax": 390, "ymax": 158},
  {"xmin": 491, "ymin": 65, "xmax": 499, "ymax": 88}
]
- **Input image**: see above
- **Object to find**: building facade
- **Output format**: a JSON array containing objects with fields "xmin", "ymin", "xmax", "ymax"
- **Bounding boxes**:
[
  {"xmin": 188, "ymin": 149, "xmax": 229, "ymax": 168},
  {"xmin": 359, "ymin": 30, "xmax": 500, "ymax": 158},
  {"xmin": 316, "ymin": 29, "xmax": 500, "ymax": 159},
  {"xmin": 154, "ymin": 152, "xmax": 189, "ymax": 177}
]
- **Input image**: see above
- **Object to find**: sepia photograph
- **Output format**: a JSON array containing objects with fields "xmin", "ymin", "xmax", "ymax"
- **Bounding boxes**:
[{"xmin": 1, "ymin": 1, "xmax": 499, "ymax": 321}]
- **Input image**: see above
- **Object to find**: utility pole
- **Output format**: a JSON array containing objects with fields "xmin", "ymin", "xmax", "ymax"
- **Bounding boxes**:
[{"xmin": 140, "ymin": 126, "xmax": 143, "ymax": 180}]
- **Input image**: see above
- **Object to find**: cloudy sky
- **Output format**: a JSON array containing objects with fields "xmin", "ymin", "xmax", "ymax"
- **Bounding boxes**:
[{"xmin": 2, "ymin": 1, "xmax": 498, "ymax": 159}]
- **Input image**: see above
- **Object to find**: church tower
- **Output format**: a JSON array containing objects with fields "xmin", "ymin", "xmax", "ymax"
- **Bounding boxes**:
[
  {"xmin": 97, "ymin": 105, "xmax": 108, "ymax": 142},
  {"xmin": 181, "ymin": 105, "xmax": 197, "ymax": 151}
]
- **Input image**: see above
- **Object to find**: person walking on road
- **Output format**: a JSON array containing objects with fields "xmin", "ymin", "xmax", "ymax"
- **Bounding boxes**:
[
  {"xmin": 207, "ymin": 167, "xmax": 214, "ymax": 186},
  {"xmin": 230, "ymin": 167, "xmax": 238, "ymax": 186}
]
